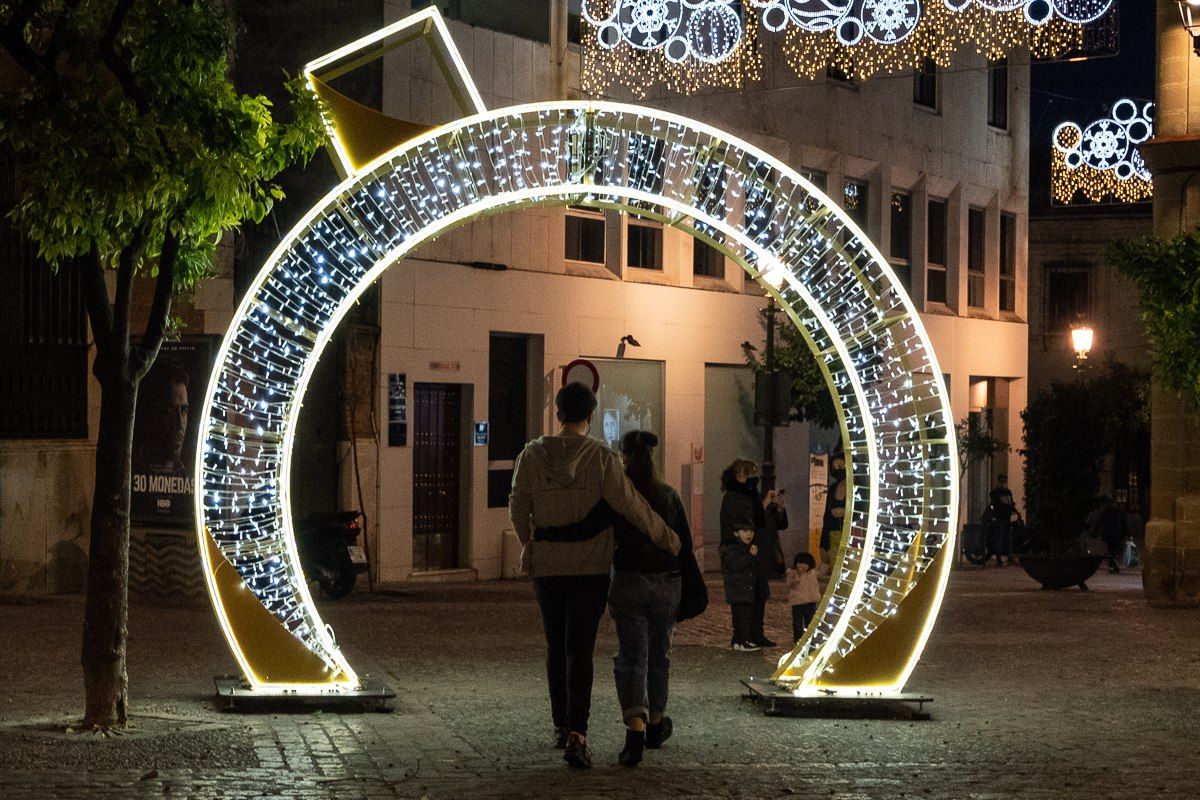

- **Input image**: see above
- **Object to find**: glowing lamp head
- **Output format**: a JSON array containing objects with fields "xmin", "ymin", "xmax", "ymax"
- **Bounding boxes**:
[
  {"xmin": 1070, "ymin": 325, "xmax": 1095, "ymax": 361},
  {"xmin": 1179, "ymin": 1, "xmax": 1200, "ymax": 56}
]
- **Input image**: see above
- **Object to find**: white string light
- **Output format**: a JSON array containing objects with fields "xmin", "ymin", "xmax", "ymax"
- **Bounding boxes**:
[
  {"xmin": 583, "ymin": 0, "xmax": 1113, "ymax": 94},
  {"xmin": 1052, "ymin": 99, "xmax": 1154, "ymax": 205},
  {"xmin": 197, "ymin": 100, "xmax": 958, "ymax": 696}
]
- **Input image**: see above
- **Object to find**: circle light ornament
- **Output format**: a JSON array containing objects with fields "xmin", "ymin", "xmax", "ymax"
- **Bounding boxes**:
[
  {"xmin": 199, "ymin": 8, "xmax": 957, "ymax": 697},
  {"xmin": 1051, "ymin": 98, "xmax": 1154, "ymax": 206}
]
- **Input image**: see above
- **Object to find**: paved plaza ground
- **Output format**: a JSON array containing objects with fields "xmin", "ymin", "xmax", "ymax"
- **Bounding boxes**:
[{"xmin": 1, "ymin": 565, "xmax": 1198, "ymax": 799}]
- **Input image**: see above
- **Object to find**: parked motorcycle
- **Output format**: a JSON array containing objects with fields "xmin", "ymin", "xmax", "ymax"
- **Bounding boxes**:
[{"xmin": 295, "ymin": 511, "xmax": 368, "ymax": 599}]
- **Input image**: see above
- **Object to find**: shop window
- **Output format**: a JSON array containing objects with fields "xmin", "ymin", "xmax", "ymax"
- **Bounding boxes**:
[{"xmin": 487, "ymin": 333, "xmax": 537, "ymax": 507}]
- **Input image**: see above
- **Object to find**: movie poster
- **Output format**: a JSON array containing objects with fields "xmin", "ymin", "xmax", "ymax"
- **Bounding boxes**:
[{"xmin": 131, "ymin": 336, "xmax": 217, "ymax": 526}]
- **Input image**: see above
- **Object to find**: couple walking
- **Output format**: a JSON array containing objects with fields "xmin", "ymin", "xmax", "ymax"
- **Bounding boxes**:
[{"xmin": 508, "ymin": 382, "xmax": 703, "ymax": 769}]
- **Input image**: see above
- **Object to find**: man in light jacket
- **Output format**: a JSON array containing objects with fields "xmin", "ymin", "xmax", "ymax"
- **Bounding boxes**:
[{"xmin": 509, "ymin": 381, "xmax": 680, "ymax": 769}]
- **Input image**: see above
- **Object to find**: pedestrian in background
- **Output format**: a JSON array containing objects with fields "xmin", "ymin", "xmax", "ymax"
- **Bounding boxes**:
[
  {"xmin": 786, "ymin": 551, "xmax": 821, "ymax": 644},
  {"xmin": 719, "ymin": 459, "xmax": 786, "ymax": 650},
  {"xmin": 509, "ymin": 382, "xmax": 679, "ymax": 769},
  {"xmin": 607, "ymin": 430, "xmax": 691, "ymax": 767}
]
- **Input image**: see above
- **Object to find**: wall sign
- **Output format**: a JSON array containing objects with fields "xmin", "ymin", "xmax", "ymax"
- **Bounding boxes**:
[{"xmin": 474, "ymin": 421, "xmax": 489, "ymax": 446}]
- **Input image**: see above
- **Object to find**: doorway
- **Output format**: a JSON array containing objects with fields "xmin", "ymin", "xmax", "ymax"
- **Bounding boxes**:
[{"xmin": 413, "ymin": 382, "xmax": 465, "ymax": 571}]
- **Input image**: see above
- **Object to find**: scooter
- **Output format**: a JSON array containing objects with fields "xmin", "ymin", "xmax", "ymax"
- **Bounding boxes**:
[{"xmin": 295, "ymin": 511, "xmax": 368, "ymax": 599}]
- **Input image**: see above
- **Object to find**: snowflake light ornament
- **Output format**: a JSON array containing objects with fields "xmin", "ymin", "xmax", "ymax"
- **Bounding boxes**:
[
  {"xmin": 584, "ymin": 0, "xmax": 1115, "ymax": 94},
  {"xmin": 1052, "ymin": 99, "xmax": 1154, "ymax": 205}
]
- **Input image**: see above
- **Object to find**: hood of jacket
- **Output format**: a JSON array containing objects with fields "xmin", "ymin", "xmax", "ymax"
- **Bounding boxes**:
[{"xmin": 522, "ymin": 433, "xmax": 606, "ymax": 487}]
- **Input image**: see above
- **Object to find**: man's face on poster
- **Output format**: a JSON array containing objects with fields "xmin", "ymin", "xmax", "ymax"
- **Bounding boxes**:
[{"xmin": 166, "ymin": 379, "xmax": 189, "ymax": 464}]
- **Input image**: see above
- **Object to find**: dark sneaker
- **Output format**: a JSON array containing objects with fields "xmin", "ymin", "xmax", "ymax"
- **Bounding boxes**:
[
  {"xmin": 733, "ymin": 641, "xmax": 762, "ymax": 652},
  {"xmin": 554, "ymin": 726, "xmax": 568, "ymax": 749},
  {"xmin": 563, "ymin": 732, "xmax": 593, "ymax": 769},
  {"xmin": 618, "ymin": 729, "xmax": 645, "ymax": 767},
  {"xmin": 757, "ymin": 637, "xmax": 778, "ymax": 648},
  {"xmin": 646, "ymin": 716, "xmax": 673, "ymax": 749}
]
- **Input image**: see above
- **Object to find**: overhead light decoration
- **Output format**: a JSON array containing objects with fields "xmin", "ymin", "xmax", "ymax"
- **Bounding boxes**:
[
  {"xmin": 1052, "ymin": 98, "xmax": 1154, "ymax": 205},
  {"xmin": 581, "ymin": 0, "xmax": 1115, "ymax": 95},
  {"xmin": 198, "ymin": 7, "xmax": 957, "ymax": 698}
]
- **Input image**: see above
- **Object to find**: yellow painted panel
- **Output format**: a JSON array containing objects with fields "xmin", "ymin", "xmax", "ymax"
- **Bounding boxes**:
[
  {"xmin": 310, "ymin": 75, "xmax": 432, "ymax": 173},
  {"xmin": 203, "ymin": 534, "xmax": 349, "ymax": 685},
  {"xmin": 811, "ymin": 545, "xmax": 950, "ymax": 689}
]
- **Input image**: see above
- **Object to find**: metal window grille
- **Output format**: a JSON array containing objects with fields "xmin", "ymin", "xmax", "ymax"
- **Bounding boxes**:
[{"xmin": 0, "ymin": 158, "xmax": 89, "ymax": 439}]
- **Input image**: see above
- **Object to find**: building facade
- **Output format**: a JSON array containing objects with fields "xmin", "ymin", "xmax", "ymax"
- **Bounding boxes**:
[{"xmin": 356, "ymin": 1, "xmax": 1032, "ymax": 582}]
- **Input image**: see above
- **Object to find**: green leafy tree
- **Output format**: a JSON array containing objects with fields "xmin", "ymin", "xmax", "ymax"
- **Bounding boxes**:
[
  {"xmin": 0, "ymin": 0, "xmax": 324, "ymax": 728},
  {"xmin": 1110, "ymin": 232, "xmax": 1200, "ymax": 405},
  {"xmin": 745, "ymin": 315, "xmax": 840, "ymax": 430},
  {"xmin": 956, "ymin": 415, "xmax": 1008, "ymax": 502}
]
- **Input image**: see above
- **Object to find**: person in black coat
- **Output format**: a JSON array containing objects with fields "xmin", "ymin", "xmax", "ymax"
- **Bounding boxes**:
[{"xmin": 719, "ymin": 459, "xmax": 787, "ymax": 650}]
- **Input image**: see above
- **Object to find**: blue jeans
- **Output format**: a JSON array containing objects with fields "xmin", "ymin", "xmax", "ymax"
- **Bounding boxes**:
[{"xmin": 608, "ymin": 570, "xmax": 681, "ymax": 724}]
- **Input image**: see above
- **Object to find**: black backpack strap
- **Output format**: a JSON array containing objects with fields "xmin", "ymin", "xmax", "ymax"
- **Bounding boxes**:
[{"xmin": 533, "ymin": 499, "xmax": 616, "ymax": 543}]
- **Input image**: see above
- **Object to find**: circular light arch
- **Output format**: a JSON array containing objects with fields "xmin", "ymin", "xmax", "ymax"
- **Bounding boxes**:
[{"xmin": 196, "ymin": 100, "xmax": 958, "ymax": 696}]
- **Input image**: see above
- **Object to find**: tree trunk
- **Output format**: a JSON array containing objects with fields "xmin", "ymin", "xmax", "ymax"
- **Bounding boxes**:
[{"xmin": 80, "ymin": 370, "xmax": 137, "ymax": 728}]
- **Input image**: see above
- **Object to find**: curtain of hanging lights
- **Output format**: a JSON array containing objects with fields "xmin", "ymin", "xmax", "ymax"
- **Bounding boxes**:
[
  {"xmin": 1052, "ymin": 98, "xmax": 1154, "ymax": 205},
  {"xmin": 581, "ymin": 0, "xmax": 1117, "ymax": 97}
]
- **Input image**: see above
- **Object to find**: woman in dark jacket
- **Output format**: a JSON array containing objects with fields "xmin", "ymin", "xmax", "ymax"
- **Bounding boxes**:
[
  {"xmin": 608, "ymin": 430, "xmax": 693, "ymax": 767},
  {"xmin": 719, "ymin": 459, "xmax": 787, "ymax": 651}
]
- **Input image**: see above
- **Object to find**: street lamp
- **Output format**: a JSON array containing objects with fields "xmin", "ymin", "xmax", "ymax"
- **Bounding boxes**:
[
  {"xmin": 1178, "ymin": 0, "xmax": 1200, "ymax": 56},
  {"xmin": 1071, "ymin": 324, "xmax": 1095, "ymax": 366}
]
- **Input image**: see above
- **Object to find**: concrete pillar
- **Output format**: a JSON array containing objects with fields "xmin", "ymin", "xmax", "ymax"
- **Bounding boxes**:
[{"xmin": 1139, "ymin": 3, "xmax": 1200, "ymax": 606}]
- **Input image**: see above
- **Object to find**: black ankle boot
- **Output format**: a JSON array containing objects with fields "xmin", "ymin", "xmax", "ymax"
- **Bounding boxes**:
[
  {"xmin": 618, "ymin": 728, "xmax": 645, "ymax": 767},
  {"xmin": 646, "ymin": 716, "xmax": 673, "ymax": 749}
]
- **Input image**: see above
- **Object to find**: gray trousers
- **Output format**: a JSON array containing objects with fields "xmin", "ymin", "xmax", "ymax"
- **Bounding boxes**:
[{"xmin": 608, "ymin": 570, "xmax": 681, "ymax": 724}]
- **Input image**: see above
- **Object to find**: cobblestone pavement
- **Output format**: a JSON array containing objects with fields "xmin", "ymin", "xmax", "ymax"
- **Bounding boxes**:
[{"xmin": 2, "ymin": 566, "xmax": 1198, "ymax": 799}]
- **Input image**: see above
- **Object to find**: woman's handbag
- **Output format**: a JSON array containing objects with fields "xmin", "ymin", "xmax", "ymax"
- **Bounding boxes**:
[{"xmin": 676, "ymin": 548, "xmax": 709, "ymax": 622}]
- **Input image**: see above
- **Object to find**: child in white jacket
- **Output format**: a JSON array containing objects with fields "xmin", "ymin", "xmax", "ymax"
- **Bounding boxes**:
[{"xmin": 786, "ymin": 552, "xmax": 821, "ymax": 644}]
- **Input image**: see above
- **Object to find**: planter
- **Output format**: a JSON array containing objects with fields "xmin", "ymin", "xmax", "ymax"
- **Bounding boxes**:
[{"xmin": 1018, "ymin": 553, "xmax": 1104, "ymax": 590}]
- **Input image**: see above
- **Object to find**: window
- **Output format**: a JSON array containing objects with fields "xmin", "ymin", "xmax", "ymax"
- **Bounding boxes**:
[
  {"xmin": 967, "ymin": 207, "xmax": 985, "ymax": 309},
  {"xmin": 0, "ymin": 158, "xmax": 88, "ymax": 439},
  {"xmin": 565, "ymin": 206, "xmax": 605, "ymax": 265},
  {"xmin": 913, "ymin": 57, "xmax": 938, "ymax": 110},
  {"xmin": 568, "ymin": 0, "xmax": 584, "ymax": 45},
  {"xmin": 890, "ymin": 192, "xmax": 912, "ymax": 290},
  {"xmin": 843, "ymin": 179, "xmax": 868, "ymax": 228},
  {"xmin": 744, "ymin": 158, "xmax": 776, "ymax": 245},
  {"xmin": 926, "ymin": 198, "xmax": 948, "ymax": 305},
  {"xmin": 693, "ymin": 237, "xmax": 726, "ymax": 279},
  {"xmin": 1046, "ymin": 265, "xmax": 1090, "ymax": 332},
  {"xmin": 800, "ymin": 168, "xmax": 828, "ymax": 193},
  {"xmin": 988, "ymin": 58, "xmax": 1009, "ymax": 130},
  {"xmin": 1000, "ymin": 213, "xmax": 1016, "ymax": 313},
  {"xmin": 627, "ymin": 214, "xmax": 663, "ymax": 270},
  {"xmin": 413, "ymin": 0, "xmax": 551, "ymax": 43}
]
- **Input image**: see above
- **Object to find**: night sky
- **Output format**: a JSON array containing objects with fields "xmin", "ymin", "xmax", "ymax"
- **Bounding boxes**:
[{"xmin": 1028, "ymin": 0, "xmax": 1157, "ymax": 212}]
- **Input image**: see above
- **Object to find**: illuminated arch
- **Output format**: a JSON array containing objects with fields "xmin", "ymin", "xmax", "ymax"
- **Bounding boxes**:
[{"xmin": 196, "ymin": 15, "xmax": 956, "ymax": 698}]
